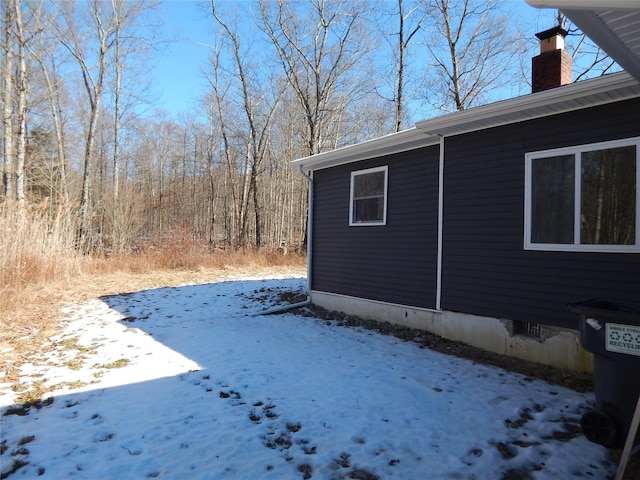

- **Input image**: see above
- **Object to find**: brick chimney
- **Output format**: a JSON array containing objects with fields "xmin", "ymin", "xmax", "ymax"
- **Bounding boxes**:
[{"xmin": 532, "ymin": 26, "xmax": 572, "ymax": 93}]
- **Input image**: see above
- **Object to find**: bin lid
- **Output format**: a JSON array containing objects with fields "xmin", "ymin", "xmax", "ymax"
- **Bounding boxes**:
[{"xmin": 568, "ymin": 299, "xmax": 640, "ymax": 325}]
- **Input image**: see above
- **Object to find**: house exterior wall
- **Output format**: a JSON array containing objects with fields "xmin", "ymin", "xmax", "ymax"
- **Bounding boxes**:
[
  {"xmin": 441, "ymin": 97, "xmax": 640, "ymax": 330},
  {"xmin": 311, "ymin": 145, "xmax": 440, "ymax": 309},
  {"xmin": 312, "ymin": 98, "xmax": 640, "ymax": 329}
]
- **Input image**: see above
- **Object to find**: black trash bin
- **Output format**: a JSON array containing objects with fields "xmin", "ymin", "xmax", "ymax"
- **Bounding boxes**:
[{"xmin": 568, "ymin": 299, "xmax": 640, "ymax": 449}]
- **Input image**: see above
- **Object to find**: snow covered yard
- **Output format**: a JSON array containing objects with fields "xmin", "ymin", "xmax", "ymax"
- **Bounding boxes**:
[{"xmin": 1, "ymin": 275, "xmax": 615, "ymax": 479}]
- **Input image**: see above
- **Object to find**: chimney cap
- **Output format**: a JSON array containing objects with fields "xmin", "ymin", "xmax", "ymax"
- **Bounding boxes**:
[{"xmin": 535, "ymin": 26, "xmax": 568, "ymax": 41}]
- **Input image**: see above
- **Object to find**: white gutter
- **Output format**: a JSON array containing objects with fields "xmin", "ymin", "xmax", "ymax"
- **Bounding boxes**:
[
  {"xmin": 436, "ymin": 136, "xmax": 445, "ymax": 311},
  {"xmin": 415, "ymin": 72, "xmax": 639, "ymax": 137},
  {"xmin": 251, "ymin": 298, "xmax": 312, "ymax": 317},
  {"xmin": 254, "ymin": 166, "xmax": 313, "ymax": 317},
  {"xmin": 526, "ymin": 0, "xmax": 640, "ymax": 9},
  {"xmin": 292, "ymin": 72, "xmax": 639, "ymax": 173},
  {"xmin": 299, "ymin": 166, "xmax": 313, "ymax": 297},
  {"xmin": 290, "ymin": 127, "xmax": 439, "ymax": 171}
]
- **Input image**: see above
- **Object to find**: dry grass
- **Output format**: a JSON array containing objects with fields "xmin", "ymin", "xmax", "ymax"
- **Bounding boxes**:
[{"xmin": 0, "ymin": 200, "xmax": 306, "ymax": 378}]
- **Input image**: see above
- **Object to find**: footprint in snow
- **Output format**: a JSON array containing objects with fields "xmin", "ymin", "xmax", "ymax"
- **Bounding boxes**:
[
  {"xmin": 462, "ymin": 447, "xmax": 484, "ymax": 466},
  {"xmin": 489, "ymin": 395, "xmax": 509, "ymax": 406},
  {"xmin": 93, "ymin": 431, "xmax": 115, "ymax": 443}
]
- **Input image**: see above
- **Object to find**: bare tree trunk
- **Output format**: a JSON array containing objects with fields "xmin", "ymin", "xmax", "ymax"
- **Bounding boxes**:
[
  {"xmin": 112, "ymin": 19, "xmax": 121, "ymax": 200},
  {"xmin": 13, "ymin": 0, "xmax": 27, "ymax": 204},
  {"xmin": 27, "ymin": 0, "xmax": 70, "ymax": 203},
  {"xmin": 426, "ymin": 0, "xmax": 517, "ymax": 112},
  {"xmin": 441, "ymin": 1, "xmax": 464, "ymax": 111},
  {"xmin": 57, "ymin": 0, "xmax": 116, "ymax": 247},
  {"xmin": 393, "ymin": 0, "xmax": 427, "ymax": 132},
  {"xmin": 259, "ymin": 0, "xmax": 371, "ymax": 156},
  {"xmin": 2, "ymin": 2, "xmax": 14, "ymax": 200},
  {"xmin": 395, "ymin": 0, "xmax": 405, "ymax": 132}
]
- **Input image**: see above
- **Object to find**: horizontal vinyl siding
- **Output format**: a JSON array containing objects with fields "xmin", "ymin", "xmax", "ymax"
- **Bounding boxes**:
[
  {"xmin": 441, "ymin": 97, "xmax": 640, "ymax": 329},
  {"xmin": 312, "ymin": 146, "xmax": 439, "ymax": 309}
]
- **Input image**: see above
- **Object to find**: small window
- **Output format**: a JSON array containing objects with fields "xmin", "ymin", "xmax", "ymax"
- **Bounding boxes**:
[
  {"xmin": 525, "ymin": 137, "xmax": 640, "ymax": 252},
  {"xmin": 513, "ymin": 320, "xmax": 542, "ymax": 339},
  {"xmin": 350, "ymin": 166, "xmax": 388, "ymax": 226}
]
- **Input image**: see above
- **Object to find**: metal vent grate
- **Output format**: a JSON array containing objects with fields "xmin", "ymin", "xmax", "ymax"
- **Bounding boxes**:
[{"xmin": 513, "ymin": 321, "xmax": 542, "ymax": 338}]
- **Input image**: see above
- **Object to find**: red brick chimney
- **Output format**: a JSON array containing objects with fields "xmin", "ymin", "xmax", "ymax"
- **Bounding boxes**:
[{"xmin": 532, "ymin": 26, "xmax": 572, "ymax": 93}]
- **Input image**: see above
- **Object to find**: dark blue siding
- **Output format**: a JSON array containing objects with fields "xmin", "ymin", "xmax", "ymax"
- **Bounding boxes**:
[
  {"xmin": 441, "ymin": 98, "xmax": 640, "ymax": 329},
  {"xmin": 312, "ymin": 146, "xmax": 440, "ymax": 309},
  {"xmin": 311, "ymin": 97, "xmax": 640, "ymax": 329}
]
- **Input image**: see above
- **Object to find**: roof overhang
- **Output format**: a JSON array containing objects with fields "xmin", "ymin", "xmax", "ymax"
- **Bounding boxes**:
[
  {"xmin": 291, "ymin": 127, "xmax": 440, "ymax": 172},
  {"xmin": 292, "ymin": 71, "xmax": 640, "ymax": 172},
  {"xmin": 526, "ymin": 0, "xmax": 640, "ymax": 81}
]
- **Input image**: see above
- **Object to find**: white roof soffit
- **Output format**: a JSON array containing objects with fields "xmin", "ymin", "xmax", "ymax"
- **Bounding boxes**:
[
  {"xmin": 415, "ymin": 71, "xmax": 640, "ymax": 137},
  {"xmin": 291, "ymin": 128, "xmax": 439, "ymax": 172},
  {"xmin": 292, "ymin": 72, "xmax": 640, "ymax": 171},
  {"xmin": 526, "ymin": 0, "xmax": 640, "ymax": 81}
]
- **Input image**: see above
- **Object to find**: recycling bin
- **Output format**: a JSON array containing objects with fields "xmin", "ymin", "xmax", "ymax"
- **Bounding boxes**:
[{"xmin": 568, "ymin": 299, "xmax": 640, "ymax": 449}]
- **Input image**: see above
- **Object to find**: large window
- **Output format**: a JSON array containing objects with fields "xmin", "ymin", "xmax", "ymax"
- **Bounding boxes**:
[
  {"xmin": 350, "ymin": 166, "xmax": 388, "ymax": 226},
  {"xmin": 525, "ymin": 137, "xmax": 639, "ymax": 252}
]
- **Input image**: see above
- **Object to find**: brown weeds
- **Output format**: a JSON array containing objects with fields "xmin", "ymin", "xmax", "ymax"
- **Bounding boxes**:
[{"xmin": 0, "ymin": 200, "xmax": 306, "ymax": 380}]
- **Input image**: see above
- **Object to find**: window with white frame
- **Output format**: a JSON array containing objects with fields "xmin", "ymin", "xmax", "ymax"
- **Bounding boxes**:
[
  {"xmin": 350, "ymin": 166, "xmax": 388, "ymax": 226},
  {"xmin": 525, "ymin": 137, "xmax": 640, "ymax": 252}
]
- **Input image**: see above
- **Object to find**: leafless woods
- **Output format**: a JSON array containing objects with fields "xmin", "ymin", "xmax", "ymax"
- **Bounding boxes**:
[{"xmin": 1, "ymin": 0, "xmax": 615, "ymax": 255}]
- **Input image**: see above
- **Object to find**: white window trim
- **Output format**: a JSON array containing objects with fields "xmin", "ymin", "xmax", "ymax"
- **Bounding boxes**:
[
  {"xmin": 349, "ymin": 166, "xmax": 388, "ymax": 226},
  {"xmin": 524, "ymin": 136, "xmax": 640, "ymax": 253}
]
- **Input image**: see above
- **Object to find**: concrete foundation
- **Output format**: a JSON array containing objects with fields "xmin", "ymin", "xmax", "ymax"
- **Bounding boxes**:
[{"xmin": 311, "ymin": 290, "xmax": 593, "ymax": 373}]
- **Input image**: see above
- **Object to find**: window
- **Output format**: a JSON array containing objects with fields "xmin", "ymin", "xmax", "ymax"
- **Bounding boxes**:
[
  {"xmin": 525, "ymin": 137, "xmax": 640, "ymax": 252},
  {"xmin": 350, "ymin": 166, "xmax": 388, "ymax": 226}
]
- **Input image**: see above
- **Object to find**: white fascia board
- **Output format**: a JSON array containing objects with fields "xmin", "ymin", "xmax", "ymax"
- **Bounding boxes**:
[
  {"xmin": 291, "ymin": 72, "xmax": 640, "ymax": 172},
  {"xmin": 526, "ymin": 0, "xmax": 640, "ymax": 10},
  {"xmin": 415, "ymin": 71, "xmax": 640, "ymax": 137},
  {"xmin": 291, "ymin": 128, "xmax": 439, "ymax": 172}
]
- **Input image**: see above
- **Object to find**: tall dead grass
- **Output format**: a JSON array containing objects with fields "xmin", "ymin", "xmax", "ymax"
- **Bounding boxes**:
[
  {"xmin": 0, "ymin": 199, "xmax": 83, "ymax": 304},
  {"xmin": 0, "ymin": 200, "xmax": 306, "ymax": 360}
]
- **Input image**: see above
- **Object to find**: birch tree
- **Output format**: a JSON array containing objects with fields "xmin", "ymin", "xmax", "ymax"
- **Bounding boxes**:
[
  {"xmin": 12, "ymin": 0, "xmax": 28, "ymax": 204},
  {"xmin": 27, "ymin": 0, "xmax": 70, "ymax": 202},
  {"xmin": 1, "ymin": 0, "xmax": 30, "ymax": 204},
  {"xmin": 2, "ymin": 2, "xmax": 14, "ymax": 200},
  {"xmin": 55, "ymin": 0, "xmax": 119, "ymax": 246}
]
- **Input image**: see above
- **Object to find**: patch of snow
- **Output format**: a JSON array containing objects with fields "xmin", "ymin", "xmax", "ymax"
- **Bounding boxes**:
[{"xmin": 0, "ymin": 276, "xmax": 614, "ymax": 479}]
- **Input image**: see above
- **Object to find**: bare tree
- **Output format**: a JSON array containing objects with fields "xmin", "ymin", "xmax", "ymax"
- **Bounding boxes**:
[
  {"xmin": 1, "ymin": 0, "xmax": 29, "ymax": 203},
  {"xmin": 2, "ymin": 2, "xmax": 14, "ymax": 200},
  {"xmin": 12, "ymin": 0, "xmax": 28, "ymax": 204},
  {"xmin": 203, "ymin": 39, "xmax": 248, "ymax": 248},
  {"xmin": 425, "ymin": 0, "xmax": 519, "ymax": 112},
  {"xmin": 393, "ymin": 0, "xmax": 429, "ymax": 131},
  {"xmin": 26, "ymin": 0, "xmax": 70, "ymax": 202},
  {"xmin": 110, "ymin": 0, "xmax": 158, "ymax": 201},
  {"xmin": 210, "ymin": 1, "xmax": 286, "ymax": 249},
  {"xmin": 375, "ymin": 0, "xmax": 430, "ymax": 131},
  {"xmin": 54, "ymin": 0, "xmax": 120, "ymax": 246},
  {"xmin": 53, "ymin": 0, "xmax": 157, "ymax": 248},
  {"xmin": 259, "ymin": 0, "xmax": 373, "ymax": 156},
  {"xmin": 553, "ymin": 12, "xmax": 620, "ymax": 82}
]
